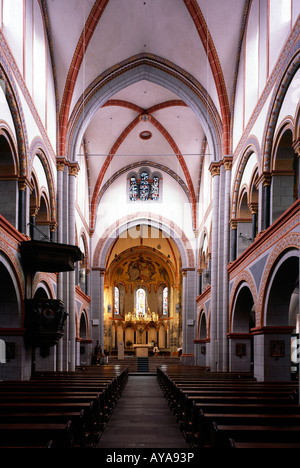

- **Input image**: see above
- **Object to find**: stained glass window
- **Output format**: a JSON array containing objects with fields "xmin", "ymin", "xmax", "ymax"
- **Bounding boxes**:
[
  {"xmin": 129, "ymin": 177, "xmax": 138, "ymax": 201},
  {"xmin": 114, "ymin": 287, "xmax": 119, "ymax": 315},
  {"xmin": 163, "ymin": 287, "xmax": 168, "ymax": 315},
  {"xmin": 128, "ymin": 170, "xmax": 160, "ymax": 201},
  {"xmin": 139, "ymin": 172, "xmax": 150, "ymax": 201},
  {"xmin": 151, "ymin": 176, "xmax": 159, "ymax": 200},
  {"xmin": 136, "ymin": 288, "xmax": 146, "ymax": 316}
]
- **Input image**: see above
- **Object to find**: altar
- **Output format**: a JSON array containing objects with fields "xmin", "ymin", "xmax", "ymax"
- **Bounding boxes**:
[{"xmin": 133, "ymin": 344, "xmax": 150, "ymax": 357}]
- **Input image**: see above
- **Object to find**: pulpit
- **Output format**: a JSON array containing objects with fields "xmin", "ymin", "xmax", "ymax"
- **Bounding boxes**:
[{"xmin": 24, "ymin": 298, "xmax": 68, "ymax": 358}]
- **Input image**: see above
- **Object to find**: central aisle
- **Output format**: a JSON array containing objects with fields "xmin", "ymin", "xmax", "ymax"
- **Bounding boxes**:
[{"xmin": 97, "ymin": 375, "xmax": 190, "ymax": 449}]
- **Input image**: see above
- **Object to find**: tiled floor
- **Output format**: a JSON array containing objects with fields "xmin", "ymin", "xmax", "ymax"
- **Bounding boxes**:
[{"xmin": 96, "ymin": 375, "xmax": 190, "ymax": 448}]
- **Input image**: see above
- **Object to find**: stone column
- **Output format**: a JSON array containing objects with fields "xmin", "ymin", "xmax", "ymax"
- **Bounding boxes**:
[
  {"xmin": 262, "ymin": 173, "xmax": 271, "ymax": 230},
  {"xmin": 56, "ymin": 159, "xmax": 66, "ymax": 371},
  {"xmin": 181, "ymin": 268, "xmax": 196, "ymax": 365},
  {"xmin": 29, "ymin": 206, "xmax": 39, "ymax": 239},
  {"xmin": 293, "ymin": 139, "xmax": 300, "ymax": 200},
  {"xmin": 230, "ymin": 220, "xmax": 237, "ymax": 262},
  {"xmin": 292, "ymin": 139, "xmax": 300, "ymax": 402},
  {"xmin": 209, "ymin": 162, "xmax": 220, "ymax": 371},
  {"xmin": 249, "ymin": 202, "xmax": 258, "ymax": 242},
  {"xmin": 18, "ymin": 179, "xmax": 27, "ymax": 234},
  {"xmin": 198, "ymin": 269, "xmax": 202, "ymax": 296},
  {"xmin": 222, "ymin": 157, "xmax": 232, "ymax": 371},
  {"xmin": 89, "ymin": 268, "xmax": 102, "ymax": 358},
  {"xmin": 99, "ymin": 268, "xmax": 106, "ymax": 350},
  {"xmin": 181, "ymin": 270, "xmax": 187, "ymax": 355},
  {"xmin": 68, "ymin": 163, "xmax": 79, "ymax": 371}
]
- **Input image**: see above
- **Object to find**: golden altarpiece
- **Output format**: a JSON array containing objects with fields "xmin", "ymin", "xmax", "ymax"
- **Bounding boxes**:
[{"xmin": 102, "ymin": 227, "xmax": 182, "ymax": 356}]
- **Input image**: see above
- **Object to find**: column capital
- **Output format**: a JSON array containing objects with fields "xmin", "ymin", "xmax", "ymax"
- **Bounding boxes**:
[
  {"xmin": 50, "ymin": 221, "xmax": 58, "ymax": 232},
  {"xmin": 209, "ymin": 162, "xmax": 221, "ymax": 177},
  {"xmin": 99, "ymin": 268, "xmax": 106, "ymax": 277},
  {"xmin": 293, "ymin": 138, "xmax": 300, "ymax": 156},
  {"xmin": 30, "ymin": 205, "xmax": 39, "ymax": 217},
  {"xmin": 230, "ymin": 219, "xmax": 238, "ymax": 229},
  {"xmin": 181, "ymin": 267, "xmax": 195, "ymax": 275},
  {"xmin": 248, "ymin": 202, "xmax": 258, "ymax": 214},
  {"xmin": 223, "ymin": 156, "xmax": 233, "ymax": 171},
  {"xmin": 257, "ymin": 171, "xmax": 271, "ymax": 187},
  {"xmin": 18, "ymin": 177, "xmax": 31, "ymax": 191},
  {"xmin": 57, "ymin": 158, "xmax": 67, "ymax": 172},
  {"xmin": 69, "ymin": 162, "xmax": 80, "ymax": 177}
]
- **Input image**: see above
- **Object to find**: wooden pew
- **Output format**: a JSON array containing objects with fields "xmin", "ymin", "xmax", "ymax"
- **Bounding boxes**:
[
  {"xmin": 212, "ymin": 423, "xmax": 300, "ymax": 448},
  {"xmin": 0, "ymin": 410, "xmax": 87, "ymax": 447},
  {"xmin": 0, "ymin": 401, "xmax": 97, "ymax": 447},
  {"xmin": 197, "ymin": 409, "xmax": 300, "ymax": 448},
  {"xmin": 0, "ymin": 421, "xmax": 73, "ymax": 448},
  {"xmin": 180, "ymin": 392, "xmax": 295, "ymax": 439},
  {"xmin": 157, "ymin": 366, "xmax": 300, "ymax": 448},
  {"xmin": 229, "ymin": 440, "xmax": 300, "ymax": 449},
  {"xmin": 0, "ymin": 365, "xmax": 129, "ymax": 448}
]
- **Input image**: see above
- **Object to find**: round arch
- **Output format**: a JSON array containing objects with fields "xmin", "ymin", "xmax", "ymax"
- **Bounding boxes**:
[
  {"xmin": 230, "ymin": 281, "xmax": 256, "ymax": 334},
  {"xmin": 66, "ymin": 54, "xmax": 223, "ymax": 166},
  {"xmin": 32, "ymin": 275, "xmax": 56, "ymax": 300},
  {"xmin": 231, "ymin": 138, "xmax": 260, "ymax": 220},
  {"xmin": 198, "ymin": 309, "xmax": 208, "ymax": 340},
  {"xmin": 229, "ymin": 271, "xmax": 258, "ymax": 333},
  {"xmin": 262, "ymin": 49, "xmax": 300, "ymax": 174},
  {"xmin": 29, "ymin": 142, "xmax": 57, "ymax": 227},
  {"xmin": 258, "ymin": 233, "xmax": 300, "ymax": 327},
  {"xmin": 0, "ymin": 252, "xmax": 23, "ymax": 328},
  {"xmin": 263, "ymin": 249, "xmax": 299, "ymax": 328},
  {"xmin": 93, "ymin": 214, "xmax": 195, "ymax": 270}
]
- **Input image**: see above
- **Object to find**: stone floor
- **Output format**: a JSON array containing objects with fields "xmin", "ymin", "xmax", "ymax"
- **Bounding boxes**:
[{"xmin": 96, "ymin": 375, "xmax": 190, "ymax": 449}]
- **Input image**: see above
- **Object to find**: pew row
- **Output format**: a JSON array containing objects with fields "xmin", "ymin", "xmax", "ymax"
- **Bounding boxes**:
[
  {"xmin": 157, "ymin": 366, "xmax": 299, "ymax": 449},
  {"xmin": 0, "ymin": 365, "xmax": 128, "ymax": 448}
]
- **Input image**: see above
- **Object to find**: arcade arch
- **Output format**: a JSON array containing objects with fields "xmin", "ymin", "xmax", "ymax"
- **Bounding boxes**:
[{"xmin": 101, "ymin": 224, "xmax": 182, "ymax": 356}]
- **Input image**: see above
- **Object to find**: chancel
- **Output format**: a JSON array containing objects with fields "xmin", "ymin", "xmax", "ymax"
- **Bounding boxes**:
[{"xmin": 0, "ymin": 0, "xmax": 299, "ymax": 450}]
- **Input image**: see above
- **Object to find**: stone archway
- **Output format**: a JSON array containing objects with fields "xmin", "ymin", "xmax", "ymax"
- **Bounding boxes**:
[
  {"xmin": 229, "ymin": 282, "xmax": 256, "ymax": 373},
  {"xmin": 254, "ymin": 249, "xmax": 299, "ymax": 381},
  {"xmin": 91, "ymin": 218, "xmax": 197, "ymax": 359}
]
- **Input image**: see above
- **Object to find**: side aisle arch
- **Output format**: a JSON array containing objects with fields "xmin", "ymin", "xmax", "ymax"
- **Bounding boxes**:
[
  {"xmin": 258, "ymin": 234, "xmax": 300, "ymax": 328},
  {"xmin": 29, "ymin": 138, "xmax": 57, "ymax": 229},
  {"xmin": 262, "ymin": 46, "xmax": 300, "ymax": 174}
]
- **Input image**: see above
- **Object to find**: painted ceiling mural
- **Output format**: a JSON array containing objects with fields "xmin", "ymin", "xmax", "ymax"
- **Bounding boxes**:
[{"xmin": 113, "ymin": 254, "xmax": 170, "ymax": 287}]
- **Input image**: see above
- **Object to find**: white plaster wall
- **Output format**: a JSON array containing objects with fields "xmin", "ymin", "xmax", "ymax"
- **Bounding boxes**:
[
  {"xmin": 2, "ymin": 0, "xmax": 24, "ymax": 74},
  {"xmin": 245, "ymin": 0, "xmax": 260, "ymax": 126},
  {"xmin": 275, "ymin": 70, "xmax": 300, "ymax": 135},
  {"xmin": 2, "ymin": 0, "xmax": 57, "ymax": 151},
  {"xmin": 232, "ymin": 0, "xmax": 297, "ymax": 153},
  {"xmin": 93, "ymin": 171, "xmax": 195, "ymax": 251},
  {"xmin": 269, "ymin": 0, "xmax": 292, "ymax": 74}
]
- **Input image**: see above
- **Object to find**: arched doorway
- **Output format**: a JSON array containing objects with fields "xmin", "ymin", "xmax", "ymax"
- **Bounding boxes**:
[
  {"xmin": 229, "ymin": 283, "xmax": 255, "ymax": 373},
  {"xmin": 0, "ymin": 255, "xmax": 26, "ymax": 379},
  {"xmin": 79, "ymin": 312, "xmax": 90, "ymax": 366},
  {"xmin": 261, "ymin": 250, "xmax": 299, "ymax": 381},
  {"xmin": 196, "ymin": 310, "xmax": 208, "ymax": 367},
  {"xmin": 103, "ymin": 224, "xmax": 181, "ymax": 358}
]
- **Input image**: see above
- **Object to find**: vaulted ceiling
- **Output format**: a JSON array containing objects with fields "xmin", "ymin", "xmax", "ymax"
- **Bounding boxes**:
[{"xmin": 44, "ymin": 0, "xmax": 249, "ymax": 230}]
